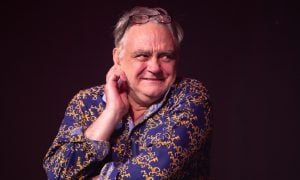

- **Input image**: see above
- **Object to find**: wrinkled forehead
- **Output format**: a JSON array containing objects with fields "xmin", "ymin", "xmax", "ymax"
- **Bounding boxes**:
[{"xmin": 121, "ymin": 23, "xmax": 176, "ymax": 49}]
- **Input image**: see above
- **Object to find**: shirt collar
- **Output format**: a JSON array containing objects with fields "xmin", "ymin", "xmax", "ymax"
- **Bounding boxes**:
[{"xmin": 101, "ymin": 86, "xmax": 172, "ymax": 126}]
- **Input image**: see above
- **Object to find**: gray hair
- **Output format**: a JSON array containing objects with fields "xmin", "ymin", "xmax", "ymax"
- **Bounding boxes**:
[{"xmin": 113, "ymin": 6, "xmax": 184, "ymax": 49}]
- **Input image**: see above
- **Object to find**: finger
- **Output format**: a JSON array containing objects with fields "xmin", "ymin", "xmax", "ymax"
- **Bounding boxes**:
[
  {"xmin": 119, "ymin": 71, "xmax": 128, "ymax": 82},
  {"xmin": 106, "ymin": 65, "xmax": 118, "ymax": 82},
  {"xmin": 106, "ymin": 65, "xmax": 127, "ymax": 84}
]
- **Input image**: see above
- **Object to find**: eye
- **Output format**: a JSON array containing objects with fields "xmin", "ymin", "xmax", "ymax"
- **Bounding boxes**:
[
  {"xmin": 135, "ymin": 54, "xmax": 149, "ymax": 61},
  {"xmin": 159, "ymin": 53, "xmax": 176, "ymax": 62}
]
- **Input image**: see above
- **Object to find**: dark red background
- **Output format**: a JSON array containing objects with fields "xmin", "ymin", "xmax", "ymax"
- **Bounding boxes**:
[{"xmin": 3, "ymin": 0, "xmax": 299, "ymax": 179}]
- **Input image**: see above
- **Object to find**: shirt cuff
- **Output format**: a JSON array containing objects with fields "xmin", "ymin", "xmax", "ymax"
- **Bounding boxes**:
[
  {"xmin": 70, "ymin": 127, "xmax": 111, "ymax": 161},
  {"xmin": 88, "ymin": 139, "xmax": 110, "ymax": 161}
]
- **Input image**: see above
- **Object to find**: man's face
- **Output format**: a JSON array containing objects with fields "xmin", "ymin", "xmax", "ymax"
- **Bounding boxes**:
[{"xmin": 114, "ymin": 22, "xmax": 177, "ymax": 106}]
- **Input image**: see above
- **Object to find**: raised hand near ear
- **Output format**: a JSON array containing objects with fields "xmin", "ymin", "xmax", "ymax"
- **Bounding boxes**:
[
  {"xmin": 84, "ymin": 65, "xmax": 129, "ymax": 141},
  {"xmin": 104, "ymin": 65, "xmax": 129, "ymax": 120}
]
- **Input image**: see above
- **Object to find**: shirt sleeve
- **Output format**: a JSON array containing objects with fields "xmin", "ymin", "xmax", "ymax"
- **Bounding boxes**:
[
  {"xmin": 43, "ymin": 91, "xmax": 110, "ymax": 179},
  {"xmin": 98, "ymin": 86, "xmax": 213, "ymax": 179}
]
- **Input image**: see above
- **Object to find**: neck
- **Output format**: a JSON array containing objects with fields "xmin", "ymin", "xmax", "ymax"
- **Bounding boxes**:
[
  {"xmin": 130, "ymin": 109, "xmax": 146, "ymax": 124},
  {"xmin": 128, "ymin": 97, "xmax": 148, "ymax": 123}
]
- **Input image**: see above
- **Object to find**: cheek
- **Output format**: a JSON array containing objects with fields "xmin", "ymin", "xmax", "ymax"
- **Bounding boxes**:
[
  {"xmin": 123, "ymin": 62, "xmax": 146, "ymax": 77},
  {"xmin": 162, "ymin": 62, "xmax": 176, "ymax": 75},
  {"xmin": 134, "ymin": 63, "xmax": 148, "ymax": 74}
]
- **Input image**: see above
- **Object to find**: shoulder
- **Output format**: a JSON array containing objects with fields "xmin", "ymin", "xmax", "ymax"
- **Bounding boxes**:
[
  {"xmin": 70, "ymin": 84, "xmax": 105, "ymax": 103},
  {"xmin": 164, "ymin": 78, "xmax": 213, "ymax": 133},
  {"xmin": 171, "ymin": 77, "xmax": 210, "ymax": 102},
  {"xmin": 64, "ymin": 85, "xmax": 105, "ymax": 123}
]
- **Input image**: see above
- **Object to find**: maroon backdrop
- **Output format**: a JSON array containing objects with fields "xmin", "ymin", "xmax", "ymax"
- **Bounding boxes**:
[{"xmin": 3, "ymin": 0, "xmax": 299, "ymax": 179}]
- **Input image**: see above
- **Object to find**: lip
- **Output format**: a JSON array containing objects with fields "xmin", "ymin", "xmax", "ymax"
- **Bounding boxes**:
[{"xmin": 141, "ymin": 78, "xmax": 164, "ymax": 81}]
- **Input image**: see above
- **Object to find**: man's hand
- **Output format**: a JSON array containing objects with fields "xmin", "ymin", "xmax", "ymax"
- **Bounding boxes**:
[
  {"xmin": 84, "ymin": 65, "xmax": 129, "ymax": 141},
  {"xmin": 104, "ymin": 65, "xmax": 129, "ymax": 120}
]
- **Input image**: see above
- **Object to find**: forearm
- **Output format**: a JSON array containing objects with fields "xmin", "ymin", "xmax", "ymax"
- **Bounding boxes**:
[
  {"xmin": 43, "ymin": 109, "xmax": 122, "ymax": 179},
  {"xmin": 84, "ymin": 109, "xmax": 121, "ymax": 141},
  {"xmin": 43, "ymin": 130, "xmax": 110, "ymax": 179}
]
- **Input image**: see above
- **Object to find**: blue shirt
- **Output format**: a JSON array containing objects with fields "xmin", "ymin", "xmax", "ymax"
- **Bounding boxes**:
[{"xmin": 43, "ymin": 78, "xmax": 213, "ymax": 179}]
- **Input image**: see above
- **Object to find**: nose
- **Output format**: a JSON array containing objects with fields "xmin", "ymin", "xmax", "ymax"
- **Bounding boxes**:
[{"xmin": 147, "ymin": 58, "xmax": 161, "ymax": 73}]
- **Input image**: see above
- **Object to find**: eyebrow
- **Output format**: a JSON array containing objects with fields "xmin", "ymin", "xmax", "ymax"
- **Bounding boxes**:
[
  {"xmin": 132, "ymin": 49, "xmax": 151, "ymax": 57},
  {"xmin": 132, "ymin": 49, "xmax": 176, "ymax": 56}
]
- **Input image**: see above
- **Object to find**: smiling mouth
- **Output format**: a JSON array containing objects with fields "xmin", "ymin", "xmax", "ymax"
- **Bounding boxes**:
[{"xmin": 141, "ymin": 78, "xmax": 164, "ymax": 81}]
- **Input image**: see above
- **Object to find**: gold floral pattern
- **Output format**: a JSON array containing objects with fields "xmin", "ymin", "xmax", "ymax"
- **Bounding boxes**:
[{"xmin": 43, "ymin": 78, "xmax": 213, "ymax": 179}]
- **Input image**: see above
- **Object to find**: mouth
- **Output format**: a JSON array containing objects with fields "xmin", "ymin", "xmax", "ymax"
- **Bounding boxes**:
[{"xmin": 141, "ymin": 78, "xmax": 164, "ymax": 81}]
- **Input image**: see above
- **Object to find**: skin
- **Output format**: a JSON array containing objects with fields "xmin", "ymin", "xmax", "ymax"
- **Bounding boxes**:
[
  {"xmin": 114, "ymin": 22, "xmax": 177, "ymax": 120},
  {"xmin": 85, "ymin": 22, "xmax": 177, "ymax": 142}
]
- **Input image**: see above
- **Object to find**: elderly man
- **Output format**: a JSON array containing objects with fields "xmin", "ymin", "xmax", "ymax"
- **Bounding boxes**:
[{"xmin": 43, "ymin": 6, "xmax": 213, "ymax": 179}]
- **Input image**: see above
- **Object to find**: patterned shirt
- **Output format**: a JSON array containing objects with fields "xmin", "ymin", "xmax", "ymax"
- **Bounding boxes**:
[{"xmin": 43, "ymin": 78, "xmax": 213, "ymax": 179}]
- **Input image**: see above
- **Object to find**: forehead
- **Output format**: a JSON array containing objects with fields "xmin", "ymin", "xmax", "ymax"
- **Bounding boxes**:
[{"xmin": 122, "ymin": 23, "xmax": 175, "ymax": 48}]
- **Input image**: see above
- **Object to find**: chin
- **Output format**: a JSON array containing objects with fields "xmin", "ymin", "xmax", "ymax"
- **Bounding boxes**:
[{"xmin": 143, "ymin": 89, "xmax": 167, "ymax": 99}]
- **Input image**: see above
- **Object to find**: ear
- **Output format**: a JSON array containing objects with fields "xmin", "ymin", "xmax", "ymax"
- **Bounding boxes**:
[{"xmin": 112, "ymin": 48, "xmax": 120, "ymax": 66}]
